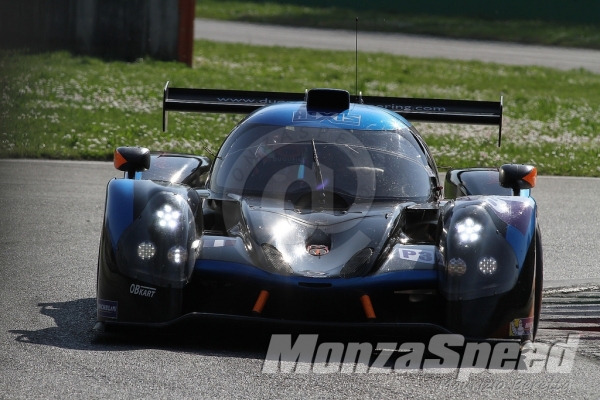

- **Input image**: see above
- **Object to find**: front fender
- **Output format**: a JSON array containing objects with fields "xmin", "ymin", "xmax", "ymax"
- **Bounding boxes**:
[
  {"xmin": 439, "ymin": 196, "xmax": 537, "ymax": 301},
  {"xmin": 103, "ymin": 178, "xmax": 201, "ymax": 288}
]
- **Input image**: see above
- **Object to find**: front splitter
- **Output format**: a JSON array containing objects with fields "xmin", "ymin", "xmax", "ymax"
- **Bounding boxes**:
[{"xmin": 94, "ymin": 312, "xmax": 519, "ymax": 344}]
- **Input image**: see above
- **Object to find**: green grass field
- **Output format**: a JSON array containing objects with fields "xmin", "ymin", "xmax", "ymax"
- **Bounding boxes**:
[
  {"xmin": 1, "ymin": 40, "xmax": 600, "ymax": 176},
  {"xmin": 196, "ymin": 0, "xmax": 600, "ymax": 50}
]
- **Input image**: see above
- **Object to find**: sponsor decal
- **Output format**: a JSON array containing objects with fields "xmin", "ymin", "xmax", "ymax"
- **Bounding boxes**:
[
  {"xmin": 203, "ymin": 239, "xmax": 236, "ymax": 248},
  {"xmin": 97, "ymin": 299, "xmax": 118, "ymax": 319},
  {"xmin": 130, "ymin": 284, "xmax": 156, "ymax": 298},
  {"xmin": 292, "ymin": 110, "xmax": 361, "ymax": 126},
  {"xmin": 376, "ymin": 104, "xmax": 446, "ymax": 112},
  {"xmin": 217, "ymin": 97, "xmax": 287, "ymax": 105},
  {"xmin": 262, "ymin": 333, "xmax": 579, "ymax": 381},
  {"xmin": 398, "ymin": 248, "xmax": 435, "ymax": 265},
  {"xmin": 307, "ymin": 244, "xmax": 329, "ymax": 256},
  {"xmin": 509, "ymin": 317, "xmax": 534, "ymax": 337}
]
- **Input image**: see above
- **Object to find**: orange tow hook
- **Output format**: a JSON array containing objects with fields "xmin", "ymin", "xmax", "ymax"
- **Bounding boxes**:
[
  {"xmin": 252, "ymin": 290, "xmax": 270, "ymax": 314},
  {"xmin": 360, "ymin": 294, "xmax": 376, "ymax": 319}
]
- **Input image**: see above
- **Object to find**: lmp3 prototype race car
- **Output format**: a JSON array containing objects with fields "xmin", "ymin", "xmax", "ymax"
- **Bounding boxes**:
[{"xmin": 96, "ymin": 83, "xmax": 542, "ymax": 343}]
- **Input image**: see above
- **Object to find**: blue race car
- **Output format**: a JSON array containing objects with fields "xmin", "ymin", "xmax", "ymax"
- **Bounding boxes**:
[{"xmin": 96, "ymin": 83, "xmax": 542, "ymax": 342}]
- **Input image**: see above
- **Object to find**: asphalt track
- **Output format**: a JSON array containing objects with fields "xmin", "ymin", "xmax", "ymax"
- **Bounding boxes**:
[
  {"xmin": 195, "ymin": 18, "xmax": 600, "ymax": 73},
  {"xmin": 2, "ymin": 20, "xmax": 600, "ymax": 399},
  {"xmin": 1, "ymin": 159, "xmax": 600, "ymax": 398}
]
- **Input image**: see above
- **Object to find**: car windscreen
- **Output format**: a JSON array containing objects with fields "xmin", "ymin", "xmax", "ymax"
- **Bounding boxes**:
[{"xmin": 209, "ymin": 123, "xmax": 433, "ymax": 202}]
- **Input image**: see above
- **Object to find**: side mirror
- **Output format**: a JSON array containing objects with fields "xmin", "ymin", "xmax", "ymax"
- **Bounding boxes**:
[
  {"xmin": 114, "ymin": 146, "xmax": 151, "ymax": 179},
  {"xmin": 499, "ymin": 164, "xmax": 536, "ymax": 196}
]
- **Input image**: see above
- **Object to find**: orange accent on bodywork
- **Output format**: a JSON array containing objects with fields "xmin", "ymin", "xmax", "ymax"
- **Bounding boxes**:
[
  {"xmin": 523, "ymin": 167, "xmax": 537, "ymax": 188},
  {"xmin": 113, "ymin": 150, "xmax": 127, "ymax": 170},
  {"xmin": 252, "ymin": 290, "xmax": 270, "ymax": 314},
  {"xmin": 360, "ymin": 295, "xmax": 376, "ymax": 319}
]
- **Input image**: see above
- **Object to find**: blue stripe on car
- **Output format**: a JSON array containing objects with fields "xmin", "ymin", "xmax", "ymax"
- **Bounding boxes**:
[{"xmin": 105, "ymin": 179, "xmax": 134, "ymax": 250}]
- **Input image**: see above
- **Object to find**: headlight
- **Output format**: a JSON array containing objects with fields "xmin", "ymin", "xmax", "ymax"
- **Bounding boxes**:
[
  {"xmin": 447, "ymin": 258, "xmax": 467, "ymax": 276},
  {"xmin": 168, "ymin": 246, "xmax": 188, "ymax": 264},
  {"xmin": 478, "ymin": 257, "xmax": 498, "ymax": 275},
  {"xmin": 115, "ymin": 184, "xmax": 197, "ymax": 288},
  {"xmin": 157, "ymin": 204, "xmax": 181, "ymax": 229},
  {"xmin": 455, "ymin": 218, "xmax": 482, "ymax": 243},
  {"xmin": 137, "ymin": 241, "xmax": 156, "ymax": 260}
]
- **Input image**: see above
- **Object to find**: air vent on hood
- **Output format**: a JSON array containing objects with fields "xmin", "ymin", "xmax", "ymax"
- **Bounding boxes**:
[
  {"xmin": 261, "ymin": 243, "xmax": 294, "ymax": 276},
  {"xmin": 340, "ymin": 248, "xmax": 373, "ymax": 278}
]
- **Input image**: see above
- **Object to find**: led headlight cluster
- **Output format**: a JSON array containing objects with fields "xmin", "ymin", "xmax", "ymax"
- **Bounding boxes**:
[
  {"xmin": 478, "ymin": 257, "xmax": 498, "ymax": 275},
  {"xmin": 157, "ymin": 204, "xmax": 181, "ymax": 229},
  {"xmin": 446, "ymin": 257, "xmax": 498, "ymax": 277},
  {"xmin": 455, "ymin": 218, "xmax": 482, "ymax": 243},
  {"xmin": 137, "ymin": 241, "xmax": 156, "ymax": 260},
  {"xmin": 447, "ymin": 258, "xmax": 467, "ymax": 276},
  {"xmin": 168, "ymin": 246, "xmax": 188, "ymax": 264}
]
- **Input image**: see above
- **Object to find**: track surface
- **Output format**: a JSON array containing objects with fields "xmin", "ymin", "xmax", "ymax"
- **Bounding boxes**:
[
  {"xmin": 1, "ymin": 159, "xmax": 599, "ymax": 398},
  {"xmin": 195, "ymin": 18, "xmax": 600, "ymax": 73},
  {"xmin": 2, "ymin": 19, "xmax": 600, "ymax": 399}
]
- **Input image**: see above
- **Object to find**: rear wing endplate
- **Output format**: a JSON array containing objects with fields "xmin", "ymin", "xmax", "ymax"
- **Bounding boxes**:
[{"xmin": 163, "ymin": 82, "xmax": 503, "ymax": 146}]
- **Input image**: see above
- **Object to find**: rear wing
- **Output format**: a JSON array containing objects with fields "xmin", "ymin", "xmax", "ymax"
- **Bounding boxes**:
[{"xmin": 163, "ymin": 82, "xmax": 504, "ymax": 146}]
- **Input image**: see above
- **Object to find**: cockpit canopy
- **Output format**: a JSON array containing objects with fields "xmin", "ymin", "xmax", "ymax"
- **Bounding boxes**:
[{"xmin": 209, "ymin": 119, "xmax": 436, "ymax": 205}]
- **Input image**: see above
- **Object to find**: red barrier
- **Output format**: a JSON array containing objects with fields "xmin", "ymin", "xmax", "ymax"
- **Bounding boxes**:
[{"xmin": 178, "ymin": 0, "xmax": 195, "ymax": 67}]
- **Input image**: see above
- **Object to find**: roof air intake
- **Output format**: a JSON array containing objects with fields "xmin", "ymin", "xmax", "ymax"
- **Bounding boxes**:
[{"xmin": 306, "ymin": 88, "xmax": 350, "ymax": 112}]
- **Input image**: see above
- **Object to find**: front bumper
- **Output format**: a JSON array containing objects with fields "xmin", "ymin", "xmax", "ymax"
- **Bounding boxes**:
[
  {"xmin": 98, "ymin": 258, "xmax": 531, "ymax": 340},
  {"xmin": 184, "ymin": 260, "xmax": 441, "ymax": 324}
]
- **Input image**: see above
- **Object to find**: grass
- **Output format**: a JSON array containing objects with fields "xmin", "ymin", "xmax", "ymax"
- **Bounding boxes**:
[
  {"xmin": 196, "ymin": 0, "xmax": 600, "ymax": 50},
  {"xmin": 1, "ymin": 41, "xmax": 600, "ymax": 176}
]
